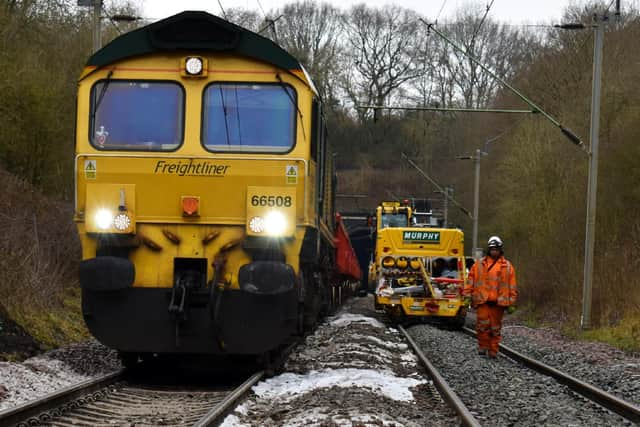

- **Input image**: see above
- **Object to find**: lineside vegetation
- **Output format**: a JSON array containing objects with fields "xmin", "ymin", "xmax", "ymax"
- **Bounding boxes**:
[{"xmin": 0, "ymin": 0, "xmax": 638, "ymax": 352}]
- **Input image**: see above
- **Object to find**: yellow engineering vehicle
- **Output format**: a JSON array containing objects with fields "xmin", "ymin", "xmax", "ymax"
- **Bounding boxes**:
[{"xmin": 369, "ymin": 201, "xmax": 468, "ymax": 327}]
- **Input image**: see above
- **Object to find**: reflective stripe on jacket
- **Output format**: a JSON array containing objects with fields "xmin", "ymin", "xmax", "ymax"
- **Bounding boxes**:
[{"xmin": 464, "ymin": 256, "xmax": 517, "ymax": 307}]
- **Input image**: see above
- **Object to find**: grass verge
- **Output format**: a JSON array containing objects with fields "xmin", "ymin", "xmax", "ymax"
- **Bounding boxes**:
[
  {"xmin": 577, "ymin": 314, "xmax": 640, "ymax": 354},
  {"xmin": 5, "ymin": 285, "xmax": 89, "ymax": 351},
  {"xmin": 514, "ymin": 305, "xmax": 640, "ymax": 355}
]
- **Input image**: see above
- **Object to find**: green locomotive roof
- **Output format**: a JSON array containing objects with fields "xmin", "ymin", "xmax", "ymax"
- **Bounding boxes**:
[{"xmin": 86, "ymin": 11, "xmax": 302, "ymax": 71}]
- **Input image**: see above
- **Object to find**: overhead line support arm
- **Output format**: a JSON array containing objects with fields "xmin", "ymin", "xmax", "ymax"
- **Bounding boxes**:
[{"xmin": 420, "ymin": 19, "xmax": 585, "ymax": 151}]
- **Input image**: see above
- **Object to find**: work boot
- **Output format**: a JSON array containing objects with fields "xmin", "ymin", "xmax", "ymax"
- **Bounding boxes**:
[
  {"xmin": 478, "ymin": 349, "xmax": 488, "ymax": 356},
  {"xmin": 488, "ymin": 352, "xmax": 498, "ymax": 359}
]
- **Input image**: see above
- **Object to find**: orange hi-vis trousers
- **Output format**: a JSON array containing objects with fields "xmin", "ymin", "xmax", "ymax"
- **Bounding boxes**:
[{"xmin": 476, "ymin": 303, "xmax": 505, "ymax": 355}]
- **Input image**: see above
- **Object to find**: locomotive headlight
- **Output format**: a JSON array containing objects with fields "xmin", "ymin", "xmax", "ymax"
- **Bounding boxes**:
[
  {"xmin": 264, "ymin": 211, "xmax": 287, "ymax": 236},
  {"xmin": 409, "ymin": 257, "xmax": 422, "ymax": 270},
  {"xmin": 185, "ymin": 57, "xmax": 203, "ymax": 75},
  {"xmin": 113, "ymin": 213, "xmax": 131, "ymax": 231},
  {"xmin": 396, "ymin": 256, "xmax": 409, "ymax": 269},
  {"xmin": 95, "ymin": 209, "xmax": 113, "ymax": 230},
  {"xmin": 249, "ymin": 216, "xmax": 265, "ymax": 233},
  {"xmin": 382, "ymin": 256, "xmax": 396, "ymax": 268}
]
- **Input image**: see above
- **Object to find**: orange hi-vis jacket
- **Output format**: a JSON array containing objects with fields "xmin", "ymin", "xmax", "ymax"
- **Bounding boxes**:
[{"xmin": 464, "ymin": 255, "xmax": 517, "ymax": 307}]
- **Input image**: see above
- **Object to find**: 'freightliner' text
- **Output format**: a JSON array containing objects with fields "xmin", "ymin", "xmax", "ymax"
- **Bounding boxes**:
[{"xmin": 154, "ymin": 160, "xmax": 230, "ymax": 177}]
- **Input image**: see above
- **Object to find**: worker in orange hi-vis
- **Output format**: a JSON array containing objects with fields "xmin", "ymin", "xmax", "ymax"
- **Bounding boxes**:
[{"xmin": 463, "ymin": 236, "xmax": 517, "ymax": 358}]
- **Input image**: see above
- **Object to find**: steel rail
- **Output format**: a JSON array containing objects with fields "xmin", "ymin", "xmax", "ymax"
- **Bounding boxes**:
[
  {"xmin": 191, "ymin": 337, "xmax": 298, "ymax": 425},
  {"xmin": 462, "ymin": 326, "xmax": 640, "ymax": 423},
  {"xmin": 193, "ymin": 371, "xmax": 265, "ymax": 426},
  {"xmin": 0, "ymin": 369, "xmax": 125, "ymax": 426},
  {"xmin": 399, "ymin": 326, "xmax": 481, "ymax": 427}
]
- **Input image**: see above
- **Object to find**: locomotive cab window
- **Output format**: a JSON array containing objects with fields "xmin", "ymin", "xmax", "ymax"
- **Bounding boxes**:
[
  {"xmin": 202, "ymin": 83, "xmax": 296, "ymax": 153},
  {"xmin": 381, "ymin": 213, "xmax": 409, "ymax": 228},
  {"xmin": 89, "ymin": 80, "xmax": 184, "ymax": 151}
]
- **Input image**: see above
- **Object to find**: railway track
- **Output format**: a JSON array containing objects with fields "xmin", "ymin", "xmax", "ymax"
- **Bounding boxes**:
[
  {"xmin": 0, "ymin": 369, "xmax": 264, "ymax": 426},
  {"xmin": 0, "ymin": 369, "xmax": 125, "ymax": 426},
  {"xmin": 399, "ymin": 325, "xmax": 481, "ymax": 427},
  {"xmin": 403, "ymin": 322, "xmax": 640, "ymax": 426},
  {"xmin": 462, "ymin": 326, "xmax": 640, "ymax": 424}
]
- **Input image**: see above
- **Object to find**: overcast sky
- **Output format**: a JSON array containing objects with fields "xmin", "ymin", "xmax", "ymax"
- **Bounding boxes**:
[{"xmin": 140, "ymin": 0, "xmax": 589, "ymax": 24}]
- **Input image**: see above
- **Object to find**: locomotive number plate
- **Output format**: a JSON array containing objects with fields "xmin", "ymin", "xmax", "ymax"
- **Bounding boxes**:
[{"xmin": 246, "ymin": 186, "xmax": 297, "ymax": 237}]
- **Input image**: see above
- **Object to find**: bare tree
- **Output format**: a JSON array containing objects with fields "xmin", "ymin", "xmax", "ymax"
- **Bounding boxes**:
[
  {"xmin": 340, "ymin": 5, "xmax": 426, "ymax": 122},
  {"xmin": 408, "ymin": 27, "xmax": 456, "ymax": 109},
  {"xmin": 224, "ymin": 7, "xmax": 261, "ymax": 32},
  {"xmin": 269, "ymin": 1, "xmax": 343, "ymax": 103},
  {"xmin": 440, "ymin": 8, "xmax": 538, "ymax": 108}
]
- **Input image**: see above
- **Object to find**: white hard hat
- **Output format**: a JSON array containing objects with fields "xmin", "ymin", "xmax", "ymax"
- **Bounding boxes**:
[{"xmin": 487, "ymin": 236, "xmax": 503, "ymax": 248}]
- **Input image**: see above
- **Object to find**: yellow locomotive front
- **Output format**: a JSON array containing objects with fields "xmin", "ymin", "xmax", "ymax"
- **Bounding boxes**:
[{"xmin": 74, "ymin": 12, "xmax": 336, "ymax": 360}]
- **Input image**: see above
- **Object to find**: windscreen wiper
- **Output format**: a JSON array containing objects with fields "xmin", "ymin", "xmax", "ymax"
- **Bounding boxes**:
[
  {"xmin": 91, "ymin": 70, "xmax": 114, "ymax": 122},
  {"xmin": 233, "ymin": 86, "xmax": 243, "ymax": 145},
  {"xmin": 276, "ymin": 73, "xmax": 306, "ymax": 141},
  {"xmin": 218, "ymin": 86, "xmax": 231, "ymax": 145}
]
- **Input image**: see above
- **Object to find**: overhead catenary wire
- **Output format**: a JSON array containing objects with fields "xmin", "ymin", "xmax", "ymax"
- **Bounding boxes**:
[
  {"xmin": 258, "ymin": 14, "xmax": 283, "ymax": 36},
  {"xmin": 401, "ymin": 153, "xmax": 472, "ymax": 219},
  {"xmin": 435, "ymin": 0, "xmax": 449, "ymax": 21},
  {"xmin": 104, "ymin": 10, "xmax": 123, "ymax": 35},
  {"xmin": 217, "ymin": 0, "xmax": 227, "ymax": 20},
  {"xmin": 459, "ymin": 0, "xmax": 493, "ymax": 105},
  {"xmin": 386, "ymin": 189, "xmax": 400, "ymax": 200},
  {"xmin": 105, "ymin": 12, "xmax": 122, "ymax": 35},
  {"xmin": 136, "ymin": 16, "xmax": 554, "ymax": 30},
  {"xmin": 358, "ymin": 105, "xmax": 536, "ymax": 114},
  {"xmin": 254, "ymin": 0, "xmax": 280, "ymax": 42},
  {"xmin": 471, "ymin": 0, "xmax": 495, "ymax": 45},
  {"xmin": 255, "ymin": 0, "xmax": 266, "ymax": 17},
  {"xmin": 479, "ymin": 114, "xmax": 529, "ymax": 153},
  {"xmin": 421, "ymin": 18, "xmax": 585, "ymax": 150},
  {"xmin": 436, "ymin": 22, "xmax": 554, "ymax": 29}
]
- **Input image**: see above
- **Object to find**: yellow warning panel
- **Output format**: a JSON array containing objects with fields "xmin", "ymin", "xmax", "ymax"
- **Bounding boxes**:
[
  {"xmin": 285, "ymin": 164, "xmax": 298, "ymax": 184},
  {"xmin": 84, "ymin": 159, "xmax": 97, "ymax": 179}
]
